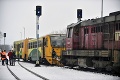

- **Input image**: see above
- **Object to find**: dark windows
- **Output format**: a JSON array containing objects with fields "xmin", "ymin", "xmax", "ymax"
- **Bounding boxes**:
[
  {"xmin": 84, "ymin": 27, "xmax": 88, "ymax": 34},
  {"xmin": 74, "ymin": 26, "xmax": 79, "ymax": 36},
  {"xmin": 116, "ymin": 23, "xmax": 120, "ymax": 31},
  {"xmin": 67, "ymin": 27, "xmax": 73, "ymax": 38}
]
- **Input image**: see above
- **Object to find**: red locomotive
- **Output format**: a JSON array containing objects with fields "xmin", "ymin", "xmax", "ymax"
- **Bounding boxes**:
[{"xmin": 62, "ymin": 10, "xmax": 120, "ymax": 73}]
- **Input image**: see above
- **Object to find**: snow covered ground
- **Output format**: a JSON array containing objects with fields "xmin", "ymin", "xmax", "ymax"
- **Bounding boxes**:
[
  {"xmin": 0, "ymin": 59, "xmax": 120, "ymax": 80},
  {"xmin": 20, "ymin": 61, "xmax": 120, "ymax": 80}
]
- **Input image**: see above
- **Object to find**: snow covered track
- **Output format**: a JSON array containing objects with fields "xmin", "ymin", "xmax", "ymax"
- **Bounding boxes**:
[
  {"xmin": 6, "ymin": 61, "xmax": 49, "ymax": 80},
  {"xmin": 18, "ymin": 62, "xmax": 49, "ymax": 80},
  {"xmin": 7, "ymin": 65, "xmax": 20, "ymax": 80},
  {"xmin": 64, "ymin": 66, "xmax": 120, "ymax": 77},
  {"xmin": 17, "ymin": 61, "xmax": 120, "ymax": 80}
]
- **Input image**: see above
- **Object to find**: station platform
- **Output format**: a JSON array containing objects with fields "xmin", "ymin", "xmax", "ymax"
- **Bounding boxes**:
[{"xmin": 0, "ymin": 60, "xmax": 16, "ymax": 80}]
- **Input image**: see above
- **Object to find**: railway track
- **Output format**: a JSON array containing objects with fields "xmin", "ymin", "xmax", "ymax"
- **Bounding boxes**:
[
  {"xmin": 7, "ymin": 65, "xmax": 20, "ymax": 80},
  {"xmin": 7, "ymin": 61, "xmax": 49, "ymax": 80},
  {"xmin": 64, "ymin": 66, "xmax": 120, "ymax": 77},
  {"xmin": 19, "ymin": 60, "xmax": 120, "ymax": 77}
]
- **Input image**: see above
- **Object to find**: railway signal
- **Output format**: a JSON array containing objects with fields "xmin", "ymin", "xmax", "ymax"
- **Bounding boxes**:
[
  {"xmin": 77, "ymin": 9, "xmax": 82, "ymax": 22},
  {"xmin": 35, "ymin": 6, "xmax": 42, "ymax": 67},
  {"xmin": 4, "ymin": 33, "xmax": 6, "ymax": 50}
]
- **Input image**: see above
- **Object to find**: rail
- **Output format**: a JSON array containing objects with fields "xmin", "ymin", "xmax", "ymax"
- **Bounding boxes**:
[
  {"xmin": 18, "ymin": 61, "xmax": 49, "ymax": 80},
  {"xmin": 7, "ymin": 65, "xmax": 21, "ymax": 80}
]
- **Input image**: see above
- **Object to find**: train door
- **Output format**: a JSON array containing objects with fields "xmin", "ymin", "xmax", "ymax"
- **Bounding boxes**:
[
  {"xmin": 16, "ymin": 44, "xmax": 20, "ymax": 58},
  {"xmin": 66, "ymin": 27, "xmax": 73, "ymax": 50},
  {"xmin": 73, "ymin": 26, "xmax": 79, "ymax": 49},
  {"xmin": 41, "ymin": 37, "xmax": 49, "ymax": 64},
  {"xmin": 43, "ymin": 37, "xmax": 45, "ymax": 58}
]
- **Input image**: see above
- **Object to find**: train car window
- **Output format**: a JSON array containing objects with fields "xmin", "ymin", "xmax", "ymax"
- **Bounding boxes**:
[
  {"xmin": 118, "ymin": 23, "xmax": 120, "ymax": 30},
  {"xmin": 34, "ymin": 41, "xmax": 37, "ymax": 48},
  {"xmin": 109, "ymin": 23, "xmax": 114, "ymax": 39},
  {"xmin": 104, "ymin": 24, "xmax": 109, "ymax": 33},
  {"xmin": 116, "ymin": 23, "xmax": 119, "ymax": 30},
  {"xmin": 100, "ymin": 25, "xmax": 103, "ymax": 32},
  {"xmin": 30, "ymin": 42, "xmax": 32, "ymax": 49},
  {"xmin": 33, "ymin": 42, "xmax": 35, "ymax": 48},
  {"xmin": 33, "ymin": 42, "xmax": 34, "ymax": 48},
  {"xmin": 91, "ymin": 27, "xmax": 95, "ymax": 33},
  {"xmin": 84, "ymin": 27, "xmax": 88, "ymax": 34},
  {"xmin": 17, "ymin": 44, "xmax": 20, "ymax": 52},
  {"xmin": 96, "ymin": 26, "xmax": 101, "ymax": 32},
  {"xmin": 96, "ymin": 27, "xmax": 98, "ymax": 32},
  {"xmin": 73, "ymin": 27, "xmax": 79, "ymax": 36},
  {"xmin": 28, "ymin": 43, "xmax": 30, "ymax": 49}
]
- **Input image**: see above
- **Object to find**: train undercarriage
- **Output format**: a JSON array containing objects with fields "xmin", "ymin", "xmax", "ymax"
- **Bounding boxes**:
[{"xmin": 61, "ymin": 50, "xmax": 120, "ymax": 73}]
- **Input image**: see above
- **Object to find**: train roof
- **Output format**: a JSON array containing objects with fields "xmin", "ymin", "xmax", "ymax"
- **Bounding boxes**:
[
  {"xmin": 28, "ymin": 34, "xmax": 66, "ymax": 42},
  {"xmin": 40, "ymin": 34, "xmax": 66, "ymax": 38},
  {"xmin": 49, "ymin": 34, "xmax": 66, "ymax": 36},
  {"xmin": 67, "ymin": 22, "xmax": 81, "ymax": 28},
  {"xmin": 14, "ymin": 38, "xmax": 33, "ymax": 43},
  {"xmin": 67, "ymin": 11, "xmax": 120, "ymax": 28}
]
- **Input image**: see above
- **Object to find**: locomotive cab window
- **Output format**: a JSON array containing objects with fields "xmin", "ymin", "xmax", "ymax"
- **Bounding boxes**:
[
  {"xmin": 73, "ymin": 26, "xmax": 79, "ymax": 36},
  {"xmin": 91, "ymin": 27, "xmax": 96, "ymax": 33},
  {"xmin": 67, "ymin": 27, "xmax": 73, "ymax": 38},
  {"xmin": 84, "ymin": 27, "xmax": 88, "ymax": 34}
]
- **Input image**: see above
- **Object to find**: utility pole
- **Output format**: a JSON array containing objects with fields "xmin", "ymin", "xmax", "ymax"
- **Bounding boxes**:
[
  {"xmin": 101, "ymin": 0, "xmax": 103, "ymax": 18},
  {"xmin": 18, "ymin": 32, "xmax": 22, "ymax": 61},
  {"xmin": 35, "ymin": 6, "xmax": 42, "ymax": 67}
]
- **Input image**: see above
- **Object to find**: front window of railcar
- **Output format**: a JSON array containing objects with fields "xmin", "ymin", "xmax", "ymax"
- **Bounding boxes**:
[{"xmin": 50, "ymin": 35, "xmax": 66, "ymax": 47}]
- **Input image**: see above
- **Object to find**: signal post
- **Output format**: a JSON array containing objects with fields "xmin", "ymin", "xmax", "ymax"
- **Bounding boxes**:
[
  {"xmin": 3, "ymin": 33, "xmax": 6, "ymax": 50},
  {"xmin": 35, "ymin": 6, "xmax": 42, "ymax": 67}
]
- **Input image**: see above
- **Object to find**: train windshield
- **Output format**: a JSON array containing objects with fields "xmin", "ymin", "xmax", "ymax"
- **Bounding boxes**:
[{"xmin": 50, "ymin": 35, "xmax": 66, "ymax": 47}]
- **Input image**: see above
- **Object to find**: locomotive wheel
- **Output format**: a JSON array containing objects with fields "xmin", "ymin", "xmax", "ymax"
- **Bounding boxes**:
[
  {"xmin": 86, "ymin": 58, "xmax": 93, "ymax": 67},
  {"xmin": 106, "ymin": 65, "xmax": 112, "ymax": 72}
]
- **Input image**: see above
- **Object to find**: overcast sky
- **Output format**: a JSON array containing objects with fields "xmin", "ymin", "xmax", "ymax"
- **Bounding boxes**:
[{"xmin": 0, "ymin": 0, "xmax": 120, "ymax": 45}]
